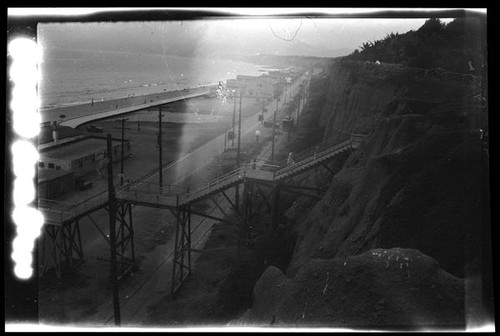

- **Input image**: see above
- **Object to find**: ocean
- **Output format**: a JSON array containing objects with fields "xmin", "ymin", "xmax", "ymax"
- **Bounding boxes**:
[{"xmin": 39, "ymin": 47, "xmax": 265, "ymax": 109}]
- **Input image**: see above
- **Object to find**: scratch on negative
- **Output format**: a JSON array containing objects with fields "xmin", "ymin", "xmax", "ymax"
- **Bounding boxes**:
[{"xmin": 322, "ymin": 271, "xmax": 330, "ymax": 295}]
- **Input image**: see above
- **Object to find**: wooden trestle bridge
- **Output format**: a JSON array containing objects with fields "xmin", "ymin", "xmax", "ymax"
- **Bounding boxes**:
[{"xmin": 37, "ymin": 133, "xmax": 366, "ymax": 294}]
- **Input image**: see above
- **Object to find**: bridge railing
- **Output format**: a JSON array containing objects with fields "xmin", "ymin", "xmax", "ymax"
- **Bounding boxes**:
[
  {"xmin": 38, "ymin": 132, "xmax": 369, "ymax": 220},
  {"xmin": 121, "ymin": 181, "xmax": 187, "ymax": 196},
  {"xmin": 274, "ymin": 140, "xmax": 352, "ymax": 179},
  {"xmin": 38, "ymin": 198, "xmax": 77, "ymax": 208},
  {"xmin": 273, "ymin": 133, "xmax": 369, "ymax": 179},
  {"xmin": 62, "ymin": 191, "xmax": 109, "ymax": 222},
  {"xmin": 38, "ymin": 190, "xmax": 110, "ymax": 225},
  {"xmin": 178, "ymin": 166, "xmax": 244, "ymax": 204}
]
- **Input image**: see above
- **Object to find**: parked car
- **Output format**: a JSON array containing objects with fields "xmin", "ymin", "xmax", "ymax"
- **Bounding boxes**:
[
  {"xmin": 85, "ymin": 125, "xmax": 103, "ymax": 133},
  {"xmin": 75, "ymin": 179, "xmax": 93, "ymax": 191},
  {"xmin": 281, "ymin": 117, "xmax": 295, "ymax": 130},
  {"xmin": 263, "ymin": 120, "xmax": 279, "ymax": 128}
]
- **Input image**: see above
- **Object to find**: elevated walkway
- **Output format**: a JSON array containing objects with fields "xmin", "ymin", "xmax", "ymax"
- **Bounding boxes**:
[
  {"xmin": 37, "ymin": 132, "xmax": 367, "ymax": 281},
  {"xmin": 38, "ymin": 133, "xmax": 367, "ymax": 224}
]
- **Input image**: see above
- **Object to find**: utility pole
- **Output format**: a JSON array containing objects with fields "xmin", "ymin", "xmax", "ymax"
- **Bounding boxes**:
[
  {"xmin": 284, "ymin": 83, "xmax": 287, "ymax": 105},
  {"xmin": 158, "ymin": 105, "xmax": 163, "ymax": 189},
  {"xmin": 261, "ymin": 92, "xmax": 265, "ymax": 122},
  {"xmin": 232, "ymin": 90, "xmax": 237, "ymax": 147},
  {"xmin": 235, "ymin": 87, "xmax": 244, "ymax": 211},
  {"xmin": 106, "ymin": 134, "xmax": 121, "ymax": 326},
  {"xmin": 120, "ymin": 118, "xmax": 125, "ymax": 186},
  {"xmin": 224, "ymin": 122, "xmax": 228, "ymax": 151},
  {"xmin": 237, "ymin": 88, "xmax": 243, "ymax": 169},
  {"xmin": 297, "ymin": 93, "xmax": 301, "ymax": 128},
  {"xmin": 271, "ymin": 91, "xmax": 278, "ymax": 162}
]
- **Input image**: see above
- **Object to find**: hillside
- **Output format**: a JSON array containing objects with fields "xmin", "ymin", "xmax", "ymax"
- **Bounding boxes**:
[
  {"xmin": 345, "ymin": 17, "xmax": 486, "ymax": 74},
  {"xmin": 233, "ymin": 57, "xmax": 490, "ymax": 330}
]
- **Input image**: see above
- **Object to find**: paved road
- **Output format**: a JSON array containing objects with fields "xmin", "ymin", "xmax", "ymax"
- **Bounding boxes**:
[{"xmin": 139, "ymin": 74, "xmax": 310, "ymax": 187}]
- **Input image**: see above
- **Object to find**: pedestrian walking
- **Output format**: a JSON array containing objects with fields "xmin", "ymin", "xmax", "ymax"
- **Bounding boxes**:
[
  {"xmin": 287, "ymin": 152, "xmax": 294, "ymax": 165},
  {"xmin": 255, "ymin": 129, "xmax": 261, "ymax": 142}
]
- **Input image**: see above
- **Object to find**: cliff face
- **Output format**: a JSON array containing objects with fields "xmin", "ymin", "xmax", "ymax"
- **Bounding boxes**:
[
  {"xmin": 288, "ymin": 61, "xmax": 485, "ymax": 278},
  {"xmin": 237, "ymin": 60, "xmax": 488, "ymax": 328}
]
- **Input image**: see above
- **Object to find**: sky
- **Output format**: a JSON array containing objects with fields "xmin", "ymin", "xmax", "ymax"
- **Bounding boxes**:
[{"xmin": 32, "ymin": 9, "xmax": 459, "ymax": 59}]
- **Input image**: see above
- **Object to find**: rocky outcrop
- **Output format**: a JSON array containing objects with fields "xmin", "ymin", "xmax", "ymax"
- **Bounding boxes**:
[{"xmin": 235, "ymin": 248, "xmax": 465, "ymax": 329}]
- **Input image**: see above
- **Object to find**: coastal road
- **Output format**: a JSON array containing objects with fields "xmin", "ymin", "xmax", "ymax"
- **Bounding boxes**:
[{"xmin": 136, "ymin": 74, "xmax": 310, "ymax": 187}]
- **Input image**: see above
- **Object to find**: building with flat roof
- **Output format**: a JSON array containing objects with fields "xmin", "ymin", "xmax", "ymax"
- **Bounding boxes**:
[
  {"xmin": 38, "ymin": 169, "xmax": 75, "ymax": 199},
  {"xmin": 39, "ymin": 121, "xmax": 85, "ymax": 151},
  {"xmin": 36, "ymin": 115, "xmax": 134, "ymax": 198},
  {"xmin": 39, "ymin": 136, "xmax": 130, "ymax": 178},
  {"xmin": 227, "ymin": 74, "xmax": 279, "ymax": 99}
]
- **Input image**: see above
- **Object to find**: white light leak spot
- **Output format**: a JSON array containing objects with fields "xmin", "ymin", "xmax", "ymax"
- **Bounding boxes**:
[
  {"xmin": 12, "ymin": 141, "xmax": 39, "ymax": 177},
  {"xmin": 9, "ymin": 37, "xmax": 43, "ymax": 280},
  {"xmin": 11, "ymin": 207, "xmax": 44, "ymax": 279},
  {"xmin": 13, "ymin": 178, "xmax": 36, "ymax": 205}
]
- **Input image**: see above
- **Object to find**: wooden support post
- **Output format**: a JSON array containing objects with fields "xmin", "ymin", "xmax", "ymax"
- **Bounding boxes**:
[
  {"xmin": 222, "ymin": 190, "xmax": 240, "ymax": 217},
  {"xmin": 171, "ymin": 208, "xmax": 181, "ymax": 296},
  {"xmin": 187, "ymin": 204, "xmax": 192, "ymax": 276},
  {"xmin": 321, "ymin": 163, "xmax": 336, "ymax": 176},
  {"xmin": 120, "ymin": 118, "xmax": 125, "ymax": 186},
  {"xmin": 158, "ymin": 106, "xmax": 163, "ymax": 190},
  {"xmin": 128, "ymin": 203, "xmax": 135, "ymax": 262},
  {"xmin": 232, "ymin": 92, "xmax": 236, "ymax": 147},
  {"xmin": 171, "ymin": 205, "xmax": 192, "ymax": 296},
  {"xmin": 242, "ymin": 180, "xmax": 250, "ymax": 243},
  {"xmin": 235, "ymin": 184, "xmax": 240, "ymax": 214},
  {"xmin": 106, "ymin": 134, "xmax": 121, "ymax": 326},
  {"xmin": 246, "ymin": 182, "xmax": 254, "ymax": 241},
  {"xmin": 255, "ymin": 183, "xmax": 273, "ymax": 214},
  {"xmin": 272, "ymin": 95, "xmax": 278, "ymax": 162},
  {"xmin": 270, "ymin": 185, "xmax": 281, "ymax": 238},
  {"xmin": 75, "ymin": 219, "xmax": 84, "ymax": 260}
]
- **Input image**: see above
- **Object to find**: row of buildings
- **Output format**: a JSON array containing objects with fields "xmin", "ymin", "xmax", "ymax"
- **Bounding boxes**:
[
  {"xmin": 225, "ymin": 68, "xmax": 304, "ymax": 99},
  {"xmin": 37, "ymin": 68, "xmax": 303, "ymax": 199},
  {"xmin": 38, "ymin": 121, "xmax": 130, "ymax": 199}
]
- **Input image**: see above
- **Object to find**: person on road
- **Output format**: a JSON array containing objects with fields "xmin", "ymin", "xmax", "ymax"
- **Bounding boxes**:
[
  {"xmin": 287, "ymin": 152, "xmax": 294, "ymax": 165},
  {"xmin": 255, "ymin": 129, "xmax": 261, "ymax": 142}
]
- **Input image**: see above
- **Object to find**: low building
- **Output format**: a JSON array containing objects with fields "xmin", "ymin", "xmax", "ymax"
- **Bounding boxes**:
[
  {"xmin": 39, "ymin": 136, "xmax": 131, "ymax": 178},
  {"xmin": 38, "ymin": 169, "xmax": 75, "ymax": 199},
  {"xmin": 226, "ymin": 75, "xmax": 279, "ymax": 99}
]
